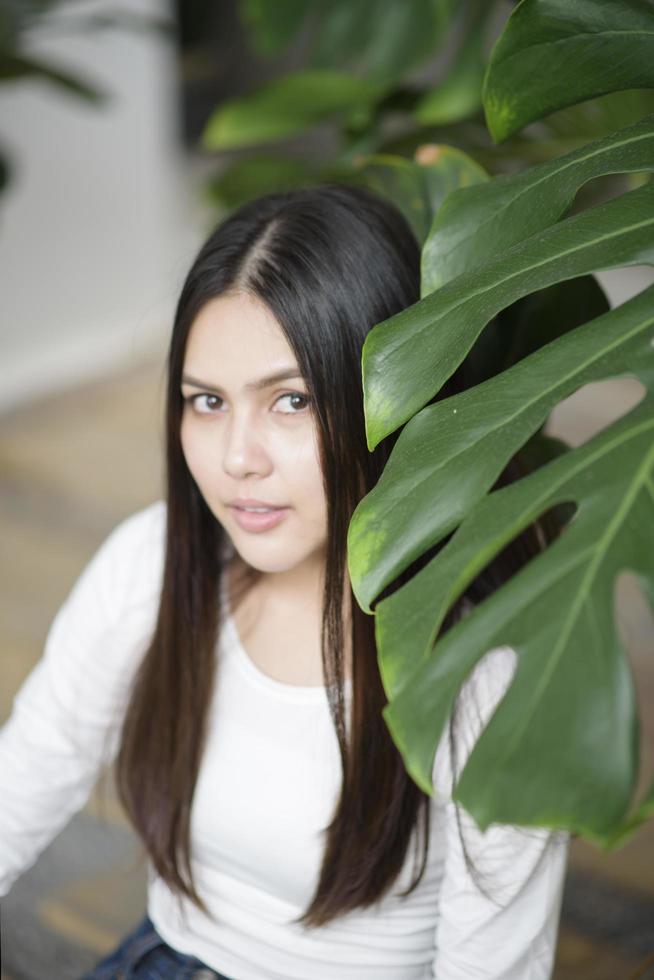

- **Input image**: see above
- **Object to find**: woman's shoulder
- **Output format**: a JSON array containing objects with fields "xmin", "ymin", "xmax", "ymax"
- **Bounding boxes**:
[
  {"xmin": 92, "ymin": 498, "xmax": 166, "ymax": 573},
  {"xmin": 104, "ymin": 498, "xmax": 165, "ymax": 553},
  {"xmin": 100, "ymin": 498, "xmax": 166, "ymax": 553},
  {"xmin": 67, "ymin": 500, "xmax": 168, "ymax": 623}
]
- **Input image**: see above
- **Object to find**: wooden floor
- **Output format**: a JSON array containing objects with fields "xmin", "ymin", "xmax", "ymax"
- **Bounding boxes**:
[{"xmin": 0, "ymin": 359, "xmax": 653, "ymax": 979}]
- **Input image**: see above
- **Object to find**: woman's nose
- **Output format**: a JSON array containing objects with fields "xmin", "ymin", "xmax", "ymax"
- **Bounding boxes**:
[{"xmin": 221, "ymin": 409, "xmax": 272, "ymax": 480}]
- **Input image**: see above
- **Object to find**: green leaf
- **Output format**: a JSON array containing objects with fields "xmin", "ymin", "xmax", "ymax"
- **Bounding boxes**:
[
  {"xmin": 422, "ymin": 114, "xmax": 654, "ymax": 295},
  {"xmin": 413, "ymin": 0, "xmax": 491, "ymax": 127},
  {"xmin": 483, "ymin": 0, "xmax": 654, "ymax": 142},
  {"xmin": 350, "ymin": 147, "xmax": 487, "ymax": 245},
  {"xmin": 363, "ymin": 182, "xmax": 654, "ymax": 451},
  {"xmin": 235, "ymin": 0, "xmax": 458, "ymax": 86},
  {"xmin": 309, "ymin": 0, "xmax": 459, "ymax": 88},
  {"xmin": 238, "ymin": 0, "xmax": 311, "ymax": 58},
  {"xmin": 353, "ymin": 283, "xmax": 654, "ymax": 842},
  {"xmin": 357, "ymin": 280, "xmax": 653, "ymax": 620},
  {"xmin": 413, "ymin": 48, "xmax": 483, "ymax": 129},
  {"xmin": 349, "ymin": 276, "xmax": 644, "ymax": 614},
  {"xmin": 201, "ymin": 70, "xmax": 383, "ymax": 150},
  {"xmin": 205, "ymin": 155, "xmax": 320, "ymax": 211}
]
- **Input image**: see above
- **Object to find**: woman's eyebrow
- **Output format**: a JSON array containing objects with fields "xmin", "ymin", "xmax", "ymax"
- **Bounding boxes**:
[{"xmin": 181, "ymin": 368, "xmax": 304, "ymax": 393}]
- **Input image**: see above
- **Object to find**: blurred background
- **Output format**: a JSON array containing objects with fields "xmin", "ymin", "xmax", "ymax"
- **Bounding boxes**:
[{"xmin": 1, "ymin": 1, "xmax": 653, "ymax": 977}]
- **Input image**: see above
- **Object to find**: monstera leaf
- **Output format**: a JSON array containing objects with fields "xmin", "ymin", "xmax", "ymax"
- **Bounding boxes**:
[
  {"xmin": 347, "ymin": 0, "xmax": 654, "ymax": 847},
  {"xmin": 361, "ymin": 182, "xmax": 654, "ymax": 456},
  {"xmin": 349, "ymin": 147, "xmax": 487, "ymax": 245},
  {"xmin": 422, "ymin": 113, "xmax": 654, "ymax": 294},
  {"xmin": 358, "ymin": 282, "xmax": 654, "ymax": 843},
  {"xmin": 483, "ymin": 0, "xmax": 654, "ymax": 142},
  {"xmin": 348, "ymin": 183, "xmax": 654, "ymax": 607},
  {"xmin": 350, "ymin": 260, "xmax": 654, "ymax": 845}
]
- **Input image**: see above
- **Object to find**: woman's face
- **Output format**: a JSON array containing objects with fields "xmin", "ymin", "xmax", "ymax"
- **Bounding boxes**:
[{"xmin": 180, "ymin": 291, "xmax": 328, "ymax": 578}]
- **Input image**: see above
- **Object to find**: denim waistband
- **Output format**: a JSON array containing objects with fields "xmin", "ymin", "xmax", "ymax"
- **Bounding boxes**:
[{"xmin": 79, "ymin": 914, "xmax": 231, "ymax": 980}]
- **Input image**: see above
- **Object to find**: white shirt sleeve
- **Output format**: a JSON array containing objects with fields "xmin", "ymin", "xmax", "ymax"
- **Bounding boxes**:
[
  {"xmin": 431, "ymin": 646, "xmax": 570, "ymax": 979},
  {"xmin": 0, "ymin": 501, "xmax": 165, "ymax": 897}
]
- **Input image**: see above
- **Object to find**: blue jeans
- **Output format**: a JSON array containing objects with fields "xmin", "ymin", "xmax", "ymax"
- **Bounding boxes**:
[{"xmin": 78, "ymin": 914, "xmax": 233, "ymax": 979}]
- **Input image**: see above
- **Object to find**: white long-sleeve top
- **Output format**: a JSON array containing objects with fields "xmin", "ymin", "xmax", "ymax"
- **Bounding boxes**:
[{"xmin": 0, "ymin": 501, "xmax": 569, "ymax": 979}]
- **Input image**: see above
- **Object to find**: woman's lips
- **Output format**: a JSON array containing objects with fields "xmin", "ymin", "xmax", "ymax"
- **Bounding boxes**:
[{"xmin": 229, "ymin": 505, "xmax": 290, "ymax": 533}]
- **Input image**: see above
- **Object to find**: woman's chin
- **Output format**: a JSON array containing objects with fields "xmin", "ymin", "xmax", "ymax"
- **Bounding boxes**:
[{"xmin": 231, "ymin": 541, "xmax": 327, "ymax": 579}]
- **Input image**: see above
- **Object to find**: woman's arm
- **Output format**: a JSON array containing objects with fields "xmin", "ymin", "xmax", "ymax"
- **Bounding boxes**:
[
  {"xmin": 432, "ymin": 799, "xmax": 569, "ymax": 978},
  {"xmin": 431, "ymin": 646, "xmax": 570, "ymax": 979},
  {"xmin": 0, "ymin": 500, "xmax": 165, "ymax": 896}
]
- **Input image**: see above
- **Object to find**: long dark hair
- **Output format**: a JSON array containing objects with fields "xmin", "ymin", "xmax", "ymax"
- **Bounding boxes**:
[{"xmin": 115, "ymin": 182, "xmax": 560, "ymax": 927}]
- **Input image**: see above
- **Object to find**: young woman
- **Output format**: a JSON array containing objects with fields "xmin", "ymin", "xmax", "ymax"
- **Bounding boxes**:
[{"xmin": 0, "ymin": 183, "xmax": 569, "ymax": 979}]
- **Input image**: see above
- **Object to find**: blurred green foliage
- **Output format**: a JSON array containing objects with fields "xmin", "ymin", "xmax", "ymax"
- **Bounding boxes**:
[{"xmin": 200, "ymin": 0, "xmax": 654, "ymax": 219}]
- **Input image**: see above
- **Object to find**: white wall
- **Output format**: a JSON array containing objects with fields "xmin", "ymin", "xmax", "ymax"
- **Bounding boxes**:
[{"xmin": 0, "ymin": 0, "xmax": 204, "ymax": 413}]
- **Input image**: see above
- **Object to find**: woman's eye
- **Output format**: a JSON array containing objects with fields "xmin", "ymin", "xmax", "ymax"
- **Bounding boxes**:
[
  {"xmin": 187, "ymin": 393, "xmax": 223, "ymax": 414},
  {"xmin": 275, "ymin": 392, "xmax": 311, "ymax": 414},
  {"xmin": 182, "ymin": 391, "xmax": 310, "ymax": 415}
]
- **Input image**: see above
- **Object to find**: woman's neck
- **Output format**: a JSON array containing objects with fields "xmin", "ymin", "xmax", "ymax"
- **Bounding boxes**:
[
  {"xmin": 225, "ymin": 554, "xmax": 353, "ymax": 683},
  {"xmin": 228, "ymin": 552, "xmax": 324, "ymax": 613}
]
